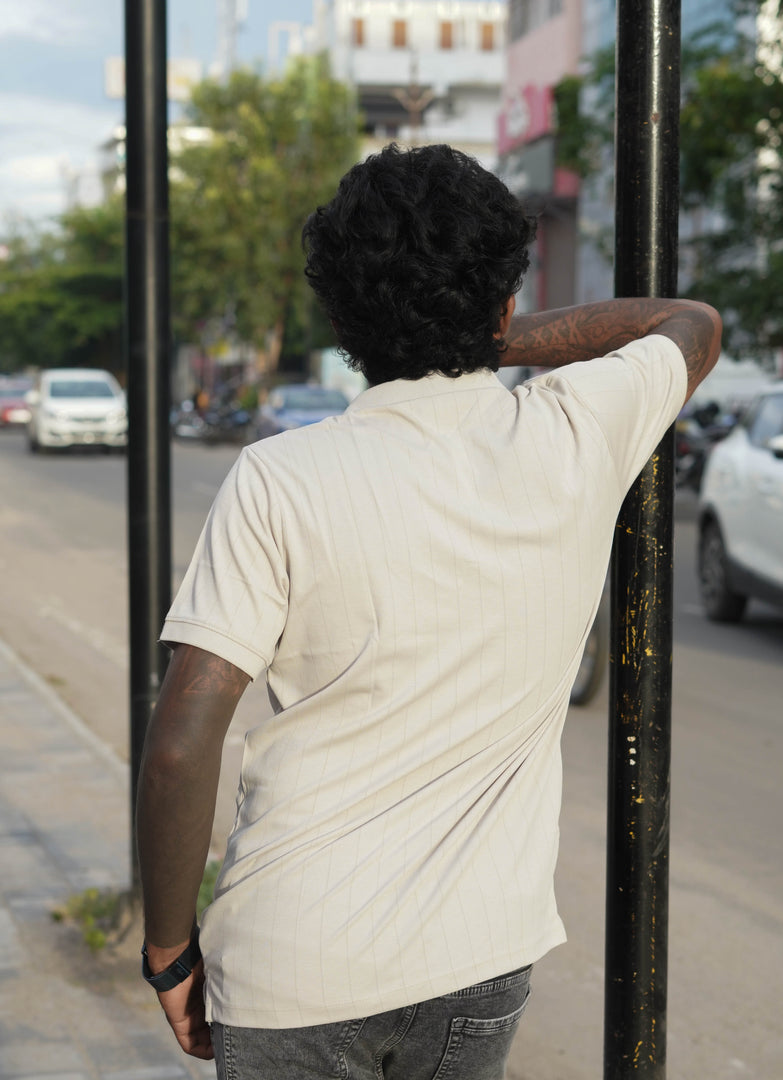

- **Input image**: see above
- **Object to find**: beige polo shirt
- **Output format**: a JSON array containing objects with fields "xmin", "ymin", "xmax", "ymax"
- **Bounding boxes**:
[{"xmin": 162, "ymin": 335, "xmax": 687, "ymax": 1028}]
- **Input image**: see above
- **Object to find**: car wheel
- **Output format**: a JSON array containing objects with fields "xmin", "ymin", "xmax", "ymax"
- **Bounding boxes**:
[
  {"xmin": 570, "ymin": 589, "xmax": 609, "ymax": 706},
  {"xmin": 27, "ymin": 429, "xmax": 39, "ymax": 453},
  {"xmin": 699, "ymin": 521, "xmax": 747, "ymax": 622}
]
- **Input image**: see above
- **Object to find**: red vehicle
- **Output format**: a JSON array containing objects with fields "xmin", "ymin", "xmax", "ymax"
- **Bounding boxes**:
[{"xmin": 0, "ymin": 377, "xmax": 33, "ymax": 427}]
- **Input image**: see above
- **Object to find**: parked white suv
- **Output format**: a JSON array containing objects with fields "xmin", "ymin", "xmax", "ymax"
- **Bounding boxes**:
[
  {"xmin": 698, "ymin": 384, "xmax": 783, "ymax": 620},
  {"xmin": 26, "ymin": 368, "xmax": 127, "ymax": 452}
]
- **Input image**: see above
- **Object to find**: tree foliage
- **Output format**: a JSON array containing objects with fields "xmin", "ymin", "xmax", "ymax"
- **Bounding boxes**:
[
  {"xmin": 0, "ymin": 55, "xmax": 360, "ymax": 377},
  {"xmin": 554, "ymin": 0, "xmax": 783, "ymax": 354},
  {"xmin": 0, "ymin": 199, "xmax": 124, "ymax": 374},
  {"xmin": 170, "ymin": 56, "xmax": 361, "ymax": 370}
]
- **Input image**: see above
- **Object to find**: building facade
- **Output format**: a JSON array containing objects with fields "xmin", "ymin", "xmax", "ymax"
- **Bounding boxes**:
[
  {"xmin": 500, "ymin": 0, "xmax": 739, "ymax": 310},
  {"xmin": 497, "ymin": 0, "xmax": 582, "ymax": 312},
  {"xmin": 578, "ymin": 0, "xmax": 738, "ymax": 303},
  {"xmin": 310, "ymin": 0, "xmax": 508, "ymax": 168}
]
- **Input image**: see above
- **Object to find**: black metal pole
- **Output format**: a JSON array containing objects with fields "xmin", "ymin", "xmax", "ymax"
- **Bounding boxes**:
[
  {"xmin": 605, "ymin": 1, "xmax": 681, "ymax": 1076},
  {"xmin": 125, "ymin": 0, "xmax": 171, "ymax": 891}
]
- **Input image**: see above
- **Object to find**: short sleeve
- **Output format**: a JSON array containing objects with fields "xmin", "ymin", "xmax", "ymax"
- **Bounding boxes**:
[
  {"xmin": 160, "ymin": 447, "xmax": 289, "ymax": 680},
  {"xmin": 534, "ymin": 335, "xmax": 688, "ymax": 493}
]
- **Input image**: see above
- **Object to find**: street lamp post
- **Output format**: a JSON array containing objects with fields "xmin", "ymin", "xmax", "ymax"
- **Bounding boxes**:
[
  {"xmin": 605, "ymin": 1, "xmax": 681, "ymax": 1076},
  {"xmin": 124, "ymin": 0, "xmax": 172, "ymax": 890}
]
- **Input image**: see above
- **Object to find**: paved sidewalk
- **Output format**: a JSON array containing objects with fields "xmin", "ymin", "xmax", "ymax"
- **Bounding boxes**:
[{"xmin": 0, "ymin": 638, "xmax": 215, "ymax": 1080}]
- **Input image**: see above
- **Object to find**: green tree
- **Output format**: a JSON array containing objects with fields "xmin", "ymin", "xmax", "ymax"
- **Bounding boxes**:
[
  {"xmin": 553, "ymin": 1, "xmax": 783, "ymax": 355},
  {"xmin": 170, "ymin": 56, "xmax": 361, "ymax": 375},
  {"xmin": 0, "ymin": 199, "xmax": 124, "ymax": 374}
]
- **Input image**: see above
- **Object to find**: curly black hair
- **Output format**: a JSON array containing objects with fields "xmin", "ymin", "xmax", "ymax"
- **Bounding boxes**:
[{"xmin": 302, "ymin": 144, "xmax": 537, "ymax": 384}]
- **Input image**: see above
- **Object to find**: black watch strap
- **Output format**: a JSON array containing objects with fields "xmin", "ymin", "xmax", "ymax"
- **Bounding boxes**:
[{"xmin": 142, "ymin": 927, "xmax": 201, "ymax": 992}]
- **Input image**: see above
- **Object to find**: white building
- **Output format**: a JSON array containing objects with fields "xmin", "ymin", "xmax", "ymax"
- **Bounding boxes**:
[{"xmin": 308, "ymin": 0, "xmax": 508, "ymax": 168}]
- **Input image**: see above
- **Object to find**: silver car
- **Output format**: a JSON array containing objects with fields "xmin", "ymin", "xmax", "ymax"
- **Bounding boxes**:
[{"xmin": 26, "ymin": 368, "xmax": 127, "ymax": 452}]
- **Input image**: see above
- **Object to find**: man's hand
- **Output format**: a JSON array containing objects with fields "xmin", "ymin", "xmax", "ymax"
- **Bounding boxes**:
[{"xmin": 156, "ymin": 959, "xmax": 213, "ymax": 1059}]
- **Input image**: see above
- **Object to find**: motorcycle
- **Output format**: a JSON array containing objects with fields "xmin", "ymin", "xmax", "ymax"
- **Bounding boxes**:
[
  {"xmin": 171, "ymin": 399, "xmax": 252, "ymax": 445},
  {"xmin": 675, "ymin": 402, "xmax": 736, "ymax": 492},
  {"xmin": 198, "ymin": 402, "xmax": 253, "ymax": 446}
]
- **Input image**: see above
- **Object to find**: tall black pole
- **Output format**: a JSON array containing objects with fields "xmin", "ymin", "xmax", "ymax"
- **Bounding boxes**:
[
  {"xmin": 125, "ymin": 0, "xmax": 171, "ymax": 890},
  {"xmin": 605, "ymin": 1, "xmax": 681, "ymax": 1076}
]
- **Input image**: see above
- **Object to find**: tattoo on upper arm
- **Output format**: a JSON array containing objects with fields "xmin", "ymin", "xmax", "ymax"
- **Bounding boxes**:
[{"xmin": 172, "ymin": 647, "xmax": 250, "ymax": 704}]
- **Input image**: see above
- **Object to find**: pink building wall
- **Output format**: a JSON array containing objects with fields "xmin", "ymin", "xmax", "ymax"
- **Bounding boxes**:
[{"xmin": 498, "ymin": 4, "xmax": 582, "ymax": 197}]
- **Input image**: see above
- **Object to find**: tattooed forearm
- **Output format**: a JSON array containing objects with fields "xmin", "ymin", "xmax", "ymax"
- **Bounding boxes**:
[{"xmin": 502, "ymin": 297, "xmax": 722, "ymax": 402}]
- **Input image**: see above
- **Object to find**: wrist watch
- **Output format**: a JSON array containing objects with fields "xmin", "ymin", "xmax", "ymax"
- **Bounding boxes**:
[{"xmin": 141, "ymin": 927, "xmax": 201, "ymax": 991}]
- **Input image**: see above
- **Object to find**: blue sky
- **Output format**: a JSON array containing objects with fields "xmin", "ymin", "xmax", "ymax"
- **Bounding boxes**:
[{"xmin": 0, "ymin": 0, "xmax": 313, "ymax": 225}]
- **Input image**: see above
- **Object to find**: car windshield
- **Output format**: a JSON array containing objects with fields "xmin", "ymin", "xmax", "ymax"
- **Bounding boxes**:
[
  {"xmin": 49, "ymin": 380, "xmax": 115, "ymax": 399},
  {"xmin": 277, "ymin": 387, "xmax": 348, "ymax": 411}
]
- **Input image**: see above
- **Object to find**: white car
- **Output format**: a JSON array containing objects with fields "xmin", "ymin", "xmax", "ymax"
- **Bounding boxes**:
[
  {"xmin": 698, "ymin": 384, "xmax": 783, "ymax": 620},
  {"xmin": 26, "ymin": 368, "xmax": 127, "ymax": 452}
]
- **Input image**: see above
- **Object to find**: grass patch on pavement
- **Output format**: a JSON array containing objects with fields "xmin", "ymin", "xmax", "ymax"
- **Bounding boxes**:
[
  {"xmin": 52, "ymin": 886, "xmax": 129, "ymax": 951},
  {"xmin": 52, "ymin": 860, "xmax": 223, "ymax": 952}
]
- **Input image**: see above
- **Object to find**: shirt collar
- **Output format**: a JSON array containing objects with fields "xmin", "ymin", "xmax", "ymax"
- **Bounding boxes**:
[{"xmin": 346, "ymin": 369, "xmax": 506, "ymax": 413}]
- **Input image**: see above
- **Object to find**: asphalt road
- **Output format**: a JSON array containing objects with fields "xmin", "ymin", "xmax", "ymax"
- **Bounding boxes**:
[{"xmin": 0, "ymin": 427, "xmax": 780, "ymax": 1079}]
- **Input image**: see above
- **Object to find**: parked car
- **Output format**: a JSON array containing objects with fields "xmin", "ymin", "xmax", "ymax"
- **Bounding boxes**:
[
  {"xmin": 697, "ymin": 384, "xmax": 783, "ymax": 620},
  {"xmin": 26, "ymin": 368, "xmax": 127, "ymax": 452},
  {"xmin": 0, "ymin": 377, "xmax": 34, "ymax": 427},
  {"xmin": 256, "ymin": 384, "xmax": 349, "ymax": 439}
]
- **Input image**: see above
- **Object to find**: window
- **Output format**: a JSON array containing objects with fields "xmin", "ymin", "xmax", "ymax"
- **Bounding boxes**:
[
  {"xmin": 440, "ymin": 20, "xmax": 454, "ymax": 49},
  {"xmin": 49, "ymin": 380, "xmax": 115, "ymax": 399},
  {"xmin": 480, "ymin": 22, "xmax": 495, "ymax": 50},
  {"xmin": 509, "ymin": 0, "xmax": 530, "ymax": 39},
  {"xmin": 352, "ymin": 18, "xmax": 365, "ymax": 47},
  {"xmin": 392, "ymin": 19, "xmax": 407, "ymax": 48}
]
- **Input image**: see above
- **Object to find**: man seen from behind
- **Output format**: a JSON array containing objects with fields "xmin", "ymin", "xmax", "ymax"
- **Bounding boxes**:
[{"xmin": 136, "ymin": 144, "xmax": 722, "ymax": 1079}]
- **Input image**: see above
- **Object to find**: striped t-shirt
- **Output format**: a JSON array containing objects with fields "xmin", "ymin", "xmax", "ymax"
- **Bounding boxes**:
[{"xmin": 161, "ymin": 335, "xmax": 687, "ymax": 1028}]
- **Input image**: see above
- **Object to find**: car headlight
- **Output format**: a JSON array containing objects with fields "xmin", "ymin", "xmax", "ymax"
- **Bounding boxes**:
[
  {"xmin": 43, "ymin": 406, "xmax": 64, "ymax": 419},
  {"xmin": 107, "ymin": 409, "xmax": 127, "ymax": 423}
]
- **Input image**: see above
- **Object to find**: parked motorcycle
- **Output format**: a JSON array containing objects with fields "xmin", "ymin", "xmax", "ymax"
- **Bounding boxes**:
[
  {"xmin": 675, "ymin": 401, "xmax": 736, "ymax": 492},
  {"xmin": 171, "ymin": 399, "xmax": 252, "ymax": 445},
  {"xmin": 199, "ymin": 402, "xmax": 253, "ymax": 445}
]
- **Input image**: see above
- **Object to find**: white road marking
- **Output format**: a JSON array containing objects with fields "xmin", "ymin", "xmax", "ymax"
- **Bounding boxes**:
[
  {"xmin": 0, "ymin": 636, "xmax": 126, "ymax": 777},
  {"xmin": 36, "ymin": 601, "xmax": 128, "ymax": 668}
]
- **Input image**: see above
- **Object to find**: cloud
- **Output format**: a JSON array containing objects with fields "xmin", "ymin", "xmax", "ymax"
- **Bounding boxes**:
[
  {"xmin": 0, "ymin": 93, "xmax": 120, "ymax": 222},
  {"xmin": 0, "ymin": 0, "xmax": 100, "ymax": 45}
]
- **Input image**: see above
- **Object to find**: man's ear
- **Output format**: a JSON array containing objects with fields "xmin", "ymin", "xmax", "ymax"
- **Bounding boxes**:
[{"xmin": 495, "ymin": 295, "xmax": 516, "ymax": 339}]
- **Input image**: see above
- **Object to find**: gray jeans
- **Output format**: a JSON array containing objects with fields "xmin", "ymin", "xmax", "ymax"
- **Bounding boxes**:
[{"xmin": 212, "ymin": 965, "xmax": 532, "ymax": 1080}]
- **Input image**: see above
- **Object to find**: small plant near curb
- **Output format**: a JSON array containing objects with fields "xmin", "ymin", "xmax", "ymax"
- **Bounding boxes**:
[
  {"xmin": 52, "ymin": 861, "xmax": 223, "ymax": 953},
  {"xmin": 51, "ymin": 886, "xmax": 130, "ymax": 951},
  {"xmin": 198, "ymin": 859, "xmax": 222, "ymax": 917}
]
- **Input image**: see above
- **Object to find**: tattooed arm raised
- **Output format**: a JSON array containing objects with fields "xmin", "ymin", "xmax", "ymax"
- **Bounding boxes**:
[{"xmin": 502, "ymin": 298, "xmax": 722, "ymax": 403}]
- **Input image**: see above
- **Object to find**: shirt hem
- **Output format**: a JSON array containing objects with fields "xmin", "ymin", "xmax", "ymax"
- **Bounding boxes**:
[{"xmin": 203, "ymin": 927, "xmax": 567, "ymax": 1029}]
